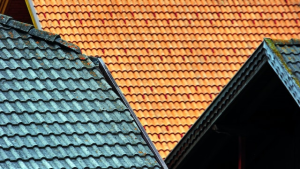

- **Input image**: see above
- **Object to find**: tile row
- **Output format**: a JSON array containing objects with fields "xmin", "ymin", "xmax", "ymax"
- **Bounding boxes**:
[
  {"xmin": 103, "ymin": 56, "xmax": 248, "ymax": 64},
  {"xmin": 155, "ymin": 142, "xmax": 178, "ymax": 152},
  {"xmin": 113, "ymin": 72, "xmax": 235, "ymax": 80},
  {"xmin": 125, "ymin": 96, "xmax": 217, "ymax": 105},
  {"xmin": 135, "ymin": 109, "xmax": 204, "ymax": 118},
  {"xmin": 113, "ymin": 70, "xmax": 234, "ymax": 78},
  {"xmin": 115, "ymin": 73, "xmax": 232, "ymax": 82},
  {"xmin": 120, "ymin": 87, "xmax": 226, "ymax": 96},
  {"xmin": 129, "ymin": 101, "xmax": 212, "ymax": 110},
  {"xmin": 159, "ymin": 150, "xmax": 170, "ymax": 159},
  {"xmin": 117, "ymin": 78, "xmax": 230, "ymax": 87},
  {"xmin": 124, "ymin": 93, "xmax": 221, "ymax": 102},
  {"xmin": 54, "ymin": 28, "xmax": 300, "ymax": 38},
  {"xmin": 139, "ymin": 117, "xmax": 202, "ymax": 127},
  {"xmin": 125, "ymin": 92, "xmax": 223, "ymax": 101},
  {"xmin": 77, "ymin": 48, "xmax": 259, "ymax": 56},
  {"xmin": 140, "ymin": 117, "xmax": 199, "ymax": 126},
  {"xmin": 63, "ymin": 42, "xmax": 261, "ymax": 49},
  {"xmin": 149, "ymin": 133, "xmax": 189, "ymax": 142},
  {"xmin": 106, "ymin": 63, "xmax": 243, "ymax": 71},
  {"xmin": 54, "ymin": 33, "xmax": 299, "ymax": 43},
  {"xmin": 40, "ymin": 19, "xmax": 300, "ymax": 28},
  {"xmin": 0, "ymin": 156, "xmax": 159, "ymax": 169},
  {"xmin": 53, "ymin": 28, "xmax": 300, "ymax": 38},
  {"xmin": 34, "ymin": 0, "xmax": 293, "ymax": 6},
  {"xmin": 0, "ymin": 111, "xmax": 133, "ymax": 125},
  {"xmin": 34, "ymin": 4, "xmax": 298, "ymax": 13},
  {"xmin": 36, "ymin": 11, "xmax": 300, "ymax": 20}
]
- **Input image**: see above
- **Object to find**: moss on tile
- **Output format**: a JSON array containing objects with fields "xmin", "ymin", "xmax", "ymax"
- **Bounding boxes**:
[{"xmin": 265, "ymin": 38, "xmax": 300, "ymax": 88}]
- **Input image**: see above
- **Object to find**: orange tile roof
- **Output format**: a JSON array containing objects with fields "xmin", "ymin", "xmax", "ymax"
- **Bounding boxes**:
[{"xmin": 31, "ymin": 0, "xmax": 300, "ymax": 158}]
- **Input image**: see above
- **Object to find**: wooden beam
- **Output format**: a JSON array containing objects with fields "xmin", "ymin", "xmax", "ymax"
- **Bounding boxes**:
[
  {"xmin": 0, "ymin": 0, "xmax": 9, "ymax": 14},
  {"xmin": 25, "ymin": 0, "xmax": 42, "ymax": 29}
]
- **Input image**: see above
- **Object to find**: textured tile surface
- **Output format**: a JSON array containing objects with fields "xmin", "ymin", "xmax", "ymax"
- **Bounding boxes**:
[
  {"xmin": 0, "ymin": 14, "xmax": 160, "ymax": 168},
  {"xmin": 275, "ymin": 40, "xmax": 300, "ymax": 75},
  {"xmin": 32, "ymin": 0, "xmax": 300, "ymax": 158},
  {"xmin": 274, "ymin": 39, "xmax": 300, "ymax": 90}
]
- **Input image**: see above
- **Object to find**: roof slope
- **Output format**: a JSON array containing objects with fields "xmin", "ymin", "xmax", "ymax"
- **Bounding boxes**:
[
  {"xmin": 0, "ymin": 14, "xmax": 161, "ymax": 168},
  {"xmin": 165, "ymin": 38, "xmax": 300, "ymax": 168},
  {"xmin": 31, "ymin": 0, "xmax": 300, "ymax": 158}
]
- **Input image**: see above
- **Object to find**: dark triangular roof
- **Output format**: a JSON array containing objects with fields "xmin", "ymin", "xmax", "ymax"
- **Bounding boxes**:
[
  {"xmin": 0, "ymin": 14, "xmax": 166, "ymax": 168},
  {"xmin": 165, "ymin": 38, "xmax": 300, "ymax": 168}
]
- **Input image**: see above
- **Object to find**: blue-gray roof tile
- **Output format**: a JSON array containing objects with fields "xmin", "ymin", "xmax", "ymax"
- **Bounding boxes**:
[{"xmin": 0, "ymin": 14, "xmax": 161, "ymax": 168}]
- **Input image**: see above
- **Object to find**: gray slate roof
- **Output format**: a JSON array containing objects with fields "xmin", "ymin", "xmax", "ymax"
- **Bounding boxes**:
[
  {"xmin": 165, "ymin": 38, "xmax": 300, "ymax": 168},
  {"xmin": 266, "ymin": 39, "xmax": 300, "ymax": 103},
  {"xmin": 0, "ymin": 14, "xmax": 161, "ymax": 169}
]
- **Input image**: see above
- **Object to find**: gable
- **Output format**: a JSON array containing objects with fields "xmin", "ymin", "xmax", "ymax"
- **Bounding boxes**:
[{"xmin": 166, "ymin": 38, "xmax": 300, "ymax": 168}]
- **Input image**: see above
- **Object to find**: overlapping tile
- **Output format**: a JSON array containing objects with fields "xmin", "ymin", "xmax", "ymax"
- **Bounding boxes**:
[
  {"xmin": 0, "ymin": 14, "xmax": 161, "ymax": 168},
  {"xmin": 31, "ymin": 0, "xmax": 300, "ymax": 158}
]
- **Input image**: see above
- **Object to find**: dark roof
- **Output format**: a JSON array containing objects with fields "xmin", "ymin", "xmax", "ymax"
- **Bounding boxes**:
[
  {"xmin": 0, "ymin": 14, "xmax": 163, "ymax": 168},
  {"xmin": 165, "ymin": 38, "xmax": 300, "ymax": 168}
]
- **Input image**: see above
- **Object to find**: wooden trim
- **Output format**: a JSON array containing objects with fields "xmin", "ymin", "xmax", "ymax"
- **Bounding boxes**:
[
  {"xmin": 25, "ymin": 0, "xmax": 42, "ymax": 29},
  {"xmin": 0, "ymin": 0, "xmax": 9, "ymax": 14}
]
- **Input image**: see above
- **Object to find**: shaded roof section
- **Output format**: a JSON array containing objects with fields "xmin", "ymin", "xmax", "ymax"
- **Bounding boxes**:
[
  {"xmin": 0, "ymin": 14, "xmax": 162, "ymax": 168},
  {"xmin": 30, "ymin": 0, "xmax": 300, "ymax": 158},
  {"xmin": 165, "ymin": 38, "xmax": 300, "ymax": 168}
]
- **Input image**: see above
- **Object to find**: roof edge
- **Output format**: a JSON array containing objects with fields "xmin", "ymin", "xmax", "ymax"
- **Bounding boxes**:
[
  {"xmin": 25, "ymin": 0, "xmax": 42, "ymax": 30},
  {"xmin": 165, "ymin": 40, "xmax": 268, "ymax": 168},
  {"xmin": 264, "ymin": 38, "xmax": 300, "ymax": 107},
  {"xmin": 97, "ymin": 57, "xmax": 167, "ymax": 169},
  {"xmin": 0, "ymin": 14, "xmax": 81, "ymax": 54}
]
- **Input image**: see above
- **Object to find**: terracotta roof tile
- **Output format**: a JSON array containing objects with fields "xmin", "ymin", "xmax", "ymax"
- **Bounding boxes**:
[{"xmin": 32, "ymin": 0, "xmax": 300, "ymax": 158}]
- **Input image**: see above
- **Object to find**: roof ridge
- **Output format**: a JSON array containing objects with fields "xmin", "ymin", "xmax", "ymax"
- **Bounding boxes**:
[
  {"xmin": 0, "ymin": 14, "xmax": 81, "ymax": 54},
  {"xmin": 269, "ymin": 38, "xmax": 300, "ymax": 45}
]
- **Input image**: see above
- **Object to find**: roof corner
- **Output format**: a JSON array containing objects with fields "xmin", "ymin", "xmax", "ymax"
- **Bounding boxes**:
[
  {"xmin": 264, "ymin": 38, "xmax": 292, "ymax": 75},
  {"xmin": 264, "ymin": 38, "xmax": 284, "ymax": 60},
  {"xmin": 0, "ymin": 14, "xmax": 12, "ymax": 24},
  {"xmin": 89, "ymin": 56, "xmax": 100, "ymax": 65},
  {"xmin": 0, "ymin": 14, "xmax": 82, "ymax": 54},
  {"xmin": 0, "ymin": 13, "xmax": 60, "ymax": 42}
]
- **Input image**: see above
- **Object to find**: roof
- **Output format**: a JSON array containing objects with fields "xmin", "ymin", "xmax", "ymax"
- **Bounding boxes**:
[
  {"xmin": 30, "ymin": 0, "xmax": 300, "ymax": 158},
  {"xmin": 165, "ymin": 38, "xmax": 300, "ymax": 168},
  {"xmin": 0, "ymin": 14, "xmax": 163, "ymax": 168}
]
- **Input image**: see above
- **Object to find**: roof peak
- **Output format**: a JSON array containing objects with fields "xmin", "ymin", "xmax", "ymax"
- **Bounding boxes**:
[{"xmin": 0, "ymin": 14, "xmax": 81, "ymax": 54}]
